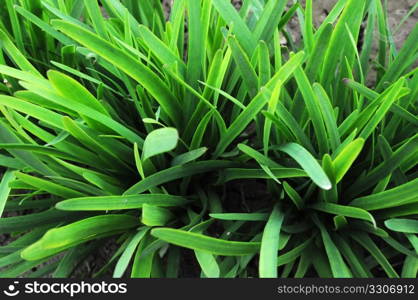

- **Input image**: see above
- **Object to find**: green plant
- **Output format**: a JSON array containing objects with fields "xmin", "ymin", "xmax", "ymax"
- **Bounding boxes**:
[{"xmin": 0, "ymin": 0, "xmax": 417, "ymax": 278}]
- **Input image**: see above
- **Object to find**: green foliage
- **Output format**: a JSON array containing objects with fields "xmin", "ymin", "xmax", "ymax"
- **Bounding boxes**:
[{"xmin": 0, "ymin": 0, "xmax": 416, "ymax": 278}]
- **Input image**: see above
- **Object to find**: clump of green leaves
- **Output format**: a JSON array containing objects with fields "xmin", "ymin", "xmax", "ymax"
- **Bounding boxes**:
[{"xmin": 0, "ymin": 0, "xmax": 417, "ymax": 278}]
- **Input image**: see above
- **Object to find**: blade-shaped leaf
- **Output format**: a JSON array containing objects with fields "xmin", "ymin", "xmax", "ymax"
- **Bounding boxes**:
[
  {"xmin": 277, "ymin": 143, "xmax": 332, "ymax": 190},
  {"xmin": 21, "ymin": 215, "xmax": 139, "ymax": 261},
  {"xmin": 0, "ymin": 170, "xmax": 15, "ymax": 217},
  {"xmin": 151, "ymin": 228, "xmax": 260, "ymax": 256},
  {"xmin": 311, "ymin": 202, "xmax": 376, "ymax": 226},
  {"xmin": 259, "ymin": 204, "xmax": 284, "ymax": 278},
  {"xmin": 56, "ymin": 194, "xmax": 189, "ymax": 211},
  {"xmin": 384, "ymin": 219, "xmax": 418, "ymax": 234},
  {"xmin": 142, "ymin": 128, "xmax": 179, "ymax": 161},
  {"xmin": 350, "ymin": 179, "xmax": 418, "ymax": 210},
  {"xmin": 332, "ymin": 138, "xmax": 365, "ymax": 183}
]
